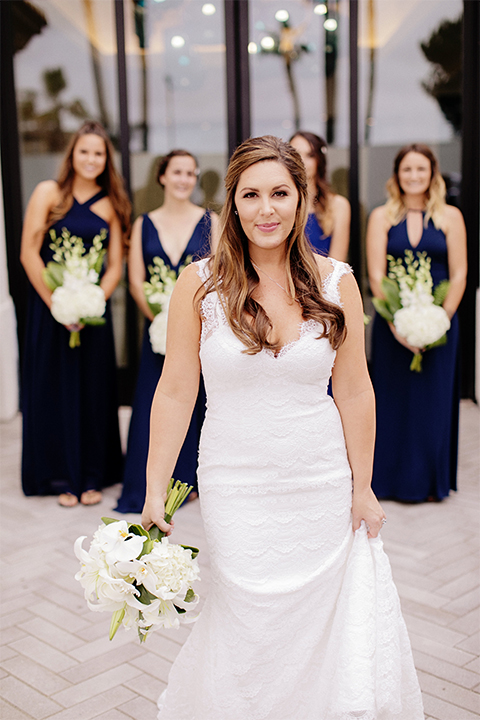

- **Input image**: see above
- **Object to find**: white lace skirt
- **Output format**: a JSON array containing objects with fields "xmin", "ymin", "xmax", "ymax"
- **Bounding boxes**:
[{"xmin": 157, "ymin": 470, "xmax": 424, "ymax": 720}]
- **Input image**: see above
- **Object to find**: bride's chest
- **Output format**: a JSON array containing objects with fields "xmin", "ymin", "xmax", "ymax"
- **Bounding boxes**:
[{"xmin": 199, "ymin": 311, "xmax": 336, "ymax": 390}]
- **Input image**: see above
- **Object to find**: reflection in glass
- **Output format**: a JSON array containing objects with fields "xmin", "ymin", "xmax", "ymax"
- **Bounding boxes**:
[
  {"xmin": 249, "ymin": 0, "xmax": 349, "ymax": 149},
  {"xmin": 124, "ymin": 0, "xmax": 228, "ymax": 219}
]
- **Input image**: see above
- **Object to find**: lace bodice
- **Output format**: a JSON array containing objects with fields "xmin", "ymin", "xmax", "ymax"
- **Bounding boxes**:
[{"xmin": 196, "ymin": 256, "xmax": 351, "ymax": 349}]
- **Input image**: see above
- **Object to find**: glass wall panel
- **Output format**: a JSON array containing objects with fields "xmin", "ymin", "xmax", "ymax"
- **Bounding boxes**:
[
  {"xmin": 14, "ymin": 0, "xmax": 120, "ymax": 207},
  {"xmin": 358, "ymin": 0, "xmax": 463, "ymax": 217},
  {"xmin": 249, "ymin": 0, "xmax": 350, "ymax": 197},
  {"xmin": 124, "ymin": 0, "xmax": 228, "ymax": 218}
]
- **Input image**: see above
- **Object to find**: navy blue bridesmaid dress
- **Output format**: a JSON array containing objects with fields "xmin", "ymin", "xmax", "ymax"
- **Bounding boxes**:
[
  {"xmin": 370, "ymin": 216, "xmax": 460, "ymax": 502},
  {"xmin": 22, "ymin": 190, "xmax": 122, "ymax": 498},
  {"xmin": 115, "ymin": 212, "xmax": 211, "ymax": 513},
  {"xmin": 305, "ymin": 213, "xmax": 331, "ymax": 256}
]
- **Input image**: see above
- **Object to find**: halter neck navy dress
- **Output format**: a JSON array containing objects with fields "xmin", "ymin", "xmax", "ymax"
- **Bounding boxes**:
[
  {"xmin": 115, "ymin": 212, "xmax": 211, "ymax": 513},
  {"xmin": 370, "ymin": 215, "xmax": 460, "ymax": 502},
  {"xmin": 22, "ymin": 189, "xmax": 122, "ymax": 498},
  {"xmin": 305, "ymin": 213, "xmax": 331, "ymax": 256}
]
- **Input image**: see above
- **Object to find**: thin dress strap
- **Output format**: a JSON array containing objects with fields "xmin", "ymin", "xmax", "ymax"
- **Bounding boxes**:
[{"xmin": 83, "ymin": 189, "xmax": 107, "ymax": 207}]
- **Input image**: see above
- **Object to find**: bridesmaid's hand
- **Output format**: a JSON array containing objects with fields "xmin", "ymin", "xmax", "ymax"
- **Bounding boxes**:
[
  {"xmin": 352, "ymin": 487, "xmax": 386, "ymax": 539},
  {"xmin": 388, "ymin": 322, "xmax": 421, "ymax": 355},
  {"xmin": 142, "ymin": 492, "xmax": 173, "ymax": 537}
]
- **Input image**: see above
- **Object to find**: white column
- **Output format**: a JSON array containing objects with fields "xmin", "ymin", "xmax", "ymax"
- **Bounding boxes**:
[{"xmin": 0, "ymin": 159, "xmax": 19, "ymax": 420}]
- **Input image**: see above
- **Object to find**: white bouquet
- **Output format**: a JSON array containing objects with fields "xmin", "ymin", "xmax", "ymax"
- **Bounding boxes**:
[
  {"xmin": 144, "ymin": 256, "xmax": 191, "ymax": 355},
  {"xmin": 373, "ymin": 250, "xmax": 450, "ymax": 372},
  {"xmin": 75, "ymin": 480, "xmax": 200, "ymax": 642},
  {"xmin": 43, "ymin": 228, "xmax": 107, "ymax": 348}
]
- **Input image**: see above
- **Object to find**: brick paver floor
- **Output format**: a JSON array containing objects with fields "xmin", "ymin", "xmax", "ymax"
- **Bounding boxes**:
[{"xmin": 1, "ymin": 401, "xmax": 479, "ymax": 720}]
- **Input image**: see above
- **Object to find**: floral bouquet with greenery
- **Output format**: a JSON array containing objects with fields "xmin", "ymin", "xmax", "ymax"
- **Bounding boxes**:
[
  {"xmin": 373, "ymin": 250, "xmax": 450, "ymax": 372},
  {"xmin": 144, "ymin": 256, "xmax": 191, "ymax": 355},
  {"xmin": 75, "ymin": 479, "xmax": 200, "ymax": 643},
  {"xmin": 43, "ymin": 228, "xmax": 107, "ymax": 348}
]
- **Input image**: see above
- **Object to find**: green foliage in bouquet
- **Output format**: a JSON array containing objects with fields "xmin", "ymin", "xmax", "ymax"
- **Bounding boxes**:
[
  {"xmin": 43, "ymin": 227, "xmax": 107, "ymax": 291},
  {"xmin": 372, "ymin": 251, "xmax": 450, "ymax": 372}
]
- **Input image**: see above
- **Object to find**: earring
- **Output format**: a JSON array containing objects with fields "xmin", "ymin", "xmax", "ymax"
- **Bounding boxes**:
[{"xmin": 234, "ymin": 210, "xmax": 238, "ymax": 215}]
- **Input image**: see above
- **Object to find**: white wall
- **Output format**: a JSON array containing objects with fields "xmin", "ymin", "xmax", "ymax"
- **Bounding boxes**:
[{"xmin": 0, "ymin": 160, "xmax": 19, "ymax": 421}]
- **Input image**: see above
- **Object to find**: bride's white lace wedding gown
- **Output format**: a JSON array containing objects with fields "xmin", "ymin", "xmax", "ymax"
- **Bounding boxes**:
[{"xmin": 158, "ymin": 258, "xmax": 424, "ymax": 720}]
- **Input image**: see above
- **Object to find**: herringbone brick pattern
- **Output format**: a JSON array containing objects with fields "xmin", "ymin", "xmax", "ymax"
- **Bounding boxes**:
[{"xmin": 1, "ymin": 401, "xmax": 478, "ymax": 720}]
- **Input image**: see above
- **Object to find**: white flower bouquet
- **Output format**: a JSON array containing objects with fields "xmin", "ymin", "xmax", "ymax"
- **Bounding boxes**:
[
  {"xmin": 373, "ymin": 250, "xmax": 450, "ymax": 372},
  {"xmin": 144, "ymin": 256, "xmax": 191, "ymax": 355},
  {"xmin": 43, "ymin": 228, "xmax": 107, "ymax": 348},
  {"xmin": 75, "ymin": 479, "xmax": 200, "ymax": 643}
]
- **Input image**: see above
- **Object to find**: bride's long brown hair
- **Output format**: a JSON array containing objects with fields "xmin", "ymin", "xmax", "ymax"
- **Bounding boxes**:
[
  {"xmin": 47, "ymin": 120, "xmax": 131, "ymax": 239},
  {"xmin": 197, "ymin": 135, "xmax": 346, "ymax": 355}
]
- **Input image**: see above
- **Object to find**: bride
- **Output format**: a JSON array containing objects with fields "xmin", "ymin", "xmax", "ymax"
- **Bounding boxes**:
[{"xmin": 142, "ymin": 136, "xmax": 424, "ymax": 719}]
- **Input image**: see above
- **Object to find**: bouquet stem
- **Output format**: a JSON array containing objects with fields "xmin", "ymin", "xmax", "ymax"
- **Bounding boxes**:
[
  {"xmin": 69, "ymin": 330, "xmax": 80, "ymax": 348},
  {"xmin": 410, "ymin": 352, "xmax": 423, "ymax": 372},
  {"xmin": 149, "ymin": 479, "xmax": 194, "ymax": 541}
]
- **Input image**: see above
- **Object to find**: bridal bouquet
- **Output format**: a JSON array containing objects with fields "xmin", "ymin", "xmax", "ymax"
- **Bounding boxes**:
[
  {"xmin": 43, "ymin": 228, "xmax": 107, "ymax": 348},
  {"xmin": 373, "ymin": 250, "xmax": 450, "ymax": 372},
  {"xmin": 74, "ymin": 479, "xmax": 200, "ymax": 643},
  {"xmin": 144, "ymin": 256, "xmax": 191, "ymax": 355}
]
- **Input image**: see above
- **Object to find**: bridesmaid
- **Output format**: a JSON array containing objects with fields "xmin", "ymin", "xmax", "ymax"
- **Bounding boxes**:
[
  {"xmin": 20, "ymin": 120, "xmax": 131, "ymax": 506},
  {"xmin": 290, "ymin": 131, "xmax": 350, "ymax": 260},
  {"xmin": 367, "ymin": 143, "xmax": 467, "ymax": 502},
  {"xmin": 115, "ymin": 150, "xmax": 218, "ymax": 513}
]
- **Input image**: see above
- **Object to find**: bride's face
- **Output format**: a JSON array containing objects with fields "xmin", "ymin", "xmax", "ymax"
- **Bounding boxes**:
[{"xmin": 234, "ymin": 160, "xmax": 298, "ymax": 253}]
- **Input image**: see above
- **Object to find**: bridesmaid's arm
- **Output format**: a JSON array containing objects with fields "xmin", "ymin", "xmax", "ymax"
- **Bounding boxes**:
[
  {"xmin": 443, "ymin": 205, "xmax": 467, "ymax": 319},
  {"xmin": 366, "ymin": 205, "xmax": 389, "ymax": 299},
  {"xmin": 142, "ymin": 263, "xmax": 203, "ymax": 534},
  {"xmin": 100, "ymin": 210, "xmax": 124, "ymax": 300},
  {"xmin": 330, "ymin": 271, "xmax": 386, "ymax": 538},
  {"xmin": 209, "ymin": 212, "xmax": 220, "ymax": 253},
  {"xmin": 20, "ymin": 180, "xmax": 60, "ymax": 308},
  {"xmin": 128, "ymin": 216, "xmax": 155, "ymax": 321},
  {"xmin": 328, "ymin": 194, "xmax": 350, "ymax": 262}
]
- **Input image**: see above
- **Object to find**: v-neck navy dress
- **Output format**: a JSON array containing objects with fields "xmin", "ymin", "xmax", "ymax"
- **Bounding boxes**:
[
  {"xmin": 305, "ymin": 213, "xmax": 332, "ymax": 256},
  {"xmin": 22, "ymin": 190, "xmax": 122, "ymax": 498},
  {"xmin": 370, "ymin": 216, "xmax": 460, "ymax": 502},
  {"xmin": 115, "ymin": 212, "xmax": 211, "ymax": 513}
]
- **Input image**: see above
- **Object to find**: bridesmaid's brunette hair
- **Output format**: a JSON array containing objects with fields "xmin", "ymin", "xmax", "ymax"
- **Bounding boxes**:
[
  {"xmin": 289, "ymin": 130, "xmax": 334, "ymax": 236},
  {"xmin": 48, "ymin": 120, "xmax": 131, "ymax": 237},
  {"xmin": 385, "ymin": 143, "xmax": 446, "ymax": 230},
  {"xmin": 157, "ymin": 149, "xmax": 199, "ymax": 186},
  {"xmin": 198, "ymin": 135, "xmax": 346, "ymax": 355}
]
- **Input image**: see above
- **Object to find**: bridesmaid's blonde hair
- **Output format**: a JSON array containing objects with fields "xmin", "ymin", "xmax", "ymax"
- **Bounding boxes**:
[
  {"xmin": 197, "ymin": 135, "xmax": 346, "ymax": 355},
  {"xmin": 385, "ymin": 143, "xmax": 446, "ymax": 229}
]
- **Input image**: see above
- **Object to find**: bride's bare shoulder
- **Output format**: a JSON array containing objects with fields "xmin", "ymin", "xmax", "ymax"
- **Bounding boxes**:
[{"xmin": 313, "ymin": 253, "xmax": 338, "ymax": 283}]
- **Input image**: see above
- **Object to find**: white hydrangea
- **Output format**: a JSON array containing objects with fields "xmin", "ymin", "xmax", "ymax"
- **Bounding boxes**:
[
  {"xmin": 143, "ymin": 537, "xmax": 200, "ymax": 599},
  {"xmin": 148, "ymin": 301, "xmax": 170, "ymax": 355},
  {"xmin": 51, "ymin": 277, "xmax": 105, "ymax": 326},
  {"xmin": 393, "ymin": 304, "xmax": 450, "ymax": 349}
]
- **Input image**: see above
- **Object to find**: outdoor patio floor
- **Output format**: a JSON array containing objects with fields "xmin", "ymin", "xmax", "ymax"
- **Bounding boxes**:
[{"xmin": 0, "ymin": 401, "xmax": 479, "ymax": 720}]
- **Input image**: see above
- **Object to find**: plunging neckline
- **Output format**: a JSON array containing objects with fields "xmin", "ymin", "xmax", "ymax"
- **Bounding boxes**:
[
  {"xmin": 147, "ymin": 212, "xmax": 206, "ymax": 269},
  {"xmin": 264, "ymin": 319, "xmax": 319, "ymax": 359},
  {"xmin": 405, "ymin": 212, "xmax": 425, "ymax": 250}
]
